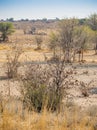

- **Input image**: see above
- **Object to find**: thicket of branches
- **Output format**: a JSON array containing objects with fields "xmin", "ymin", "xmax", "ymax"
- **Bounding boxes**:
[
  {"xmin": 48, "ymin": 14, "xmax": 97, "ymax": 62},
  {"xmin": 18, "ymin": 55, "xmax": 78, "ymax": 112}
]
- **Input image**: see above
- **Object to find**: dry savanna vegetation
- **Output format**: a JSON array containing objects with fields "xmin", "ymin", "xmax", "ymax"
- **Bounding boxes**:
[{"xmin": 0, "ymin": 14, "xmax": 97, "ymax": 130}]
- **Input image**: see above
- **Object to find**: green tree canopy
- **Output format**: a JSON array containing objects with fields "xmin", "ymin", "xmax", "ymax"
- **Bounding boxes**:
[
  {"xmin": 0, "ymin": 22, "xmax": 15, "ymax": 42},
  {"xmin": 87, "ymin": 14, "xmax": 97, "ymax": 54}
]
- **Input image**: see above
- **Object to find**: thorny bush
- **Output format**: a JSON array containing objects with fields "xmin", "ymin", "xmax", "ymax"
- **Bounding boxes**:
[{"xmin": 20, "ymin": 58, "xmax": 77, "ymax": 112}]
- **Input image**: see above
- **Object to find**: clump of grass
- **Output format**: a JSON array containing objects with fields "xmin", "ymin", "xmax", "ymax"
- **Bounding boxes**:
[{"xmin": 0, "ymin": 103, "xmax": 96, "ymax": 130}]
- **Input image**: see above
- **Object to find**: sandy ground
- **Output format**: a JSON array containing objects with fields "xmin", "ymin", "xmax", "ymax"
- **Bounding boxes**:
[{"xmin": 66, "ymin": 63, "xmax": 97, "ymax": 110}]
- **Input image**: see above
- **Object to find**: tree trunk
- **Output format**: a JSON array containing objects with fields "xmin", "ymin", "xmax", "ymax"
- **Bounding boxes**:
[
  {"xmin": 81, "ymin": 49, "xmax": 84, "ymax": 62},
  {"xmin": 73, "ymin": 50, "xmax": 76, "ymax": 62},
  {"xmin": 78, "ymin": 53, "xmax": 81, "ymax": 62},
  {"xmin": 95, "ymin": 43, "xmax": 97, "ymax": 55},
  {"xmin": 2, "ymin": 34, "xmax": 7, "ymax": 41}
]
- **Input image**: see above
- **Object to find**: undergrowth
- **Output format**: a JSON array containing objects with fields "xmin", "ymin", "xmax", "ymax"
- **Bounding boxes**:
[{"xmin": 0, "ymin": 100, "xmax": 96, "ymax": 130}]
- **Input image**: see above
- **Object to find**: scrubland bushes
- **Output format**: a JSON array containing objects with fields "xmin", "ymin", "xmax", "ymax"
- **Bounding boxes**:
[
  {"xmin": 4, "ymin": 45, "xmax": 90, "ymax": 112},
  {"xmin": 1, "ymin": 14, "xmax": 97, "ymax": 129},
  {"xmin": 20, "ymin": 59, "xmax": 66, "ymax": 112},
  {"xmin": 18, "ymin": 54, "xmax": 79, "ymax": 112}
]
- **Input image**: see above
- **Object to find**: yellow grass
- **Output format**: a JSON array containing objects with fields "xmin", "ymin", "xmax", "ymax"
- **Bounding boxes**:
[
  {"xmin": 0, "ymin": 44, "xmax": 10, "ymax": 50},
  {"xmin": 0, "ymin": 103, "xmax": 96, "ymax": 130},
  {"xmin": 0, "ymin": 111, "xmax": 95, "ymax": 130}
]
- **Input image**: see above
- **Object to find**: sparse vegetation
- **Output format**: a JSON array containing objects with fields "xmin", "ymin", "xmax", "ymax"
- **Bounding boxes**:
[
  {"xmin": 0, "ymin": 14, "xmax": 97, "ymax": 130},
  {"xmin": 20, "ymin": 57, "xmax": 70, "ymax": 112}
]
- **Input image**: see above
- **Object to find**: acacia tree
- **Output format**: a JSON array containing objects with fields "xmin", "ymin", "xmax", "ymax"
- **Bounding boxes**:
[
  {"xmin": 0, "ymin": 22, "xmax": 14, "ymax": 42},
  {"xmin": 73, "ymin": 26, "xmax": 89, "ymax": 62},
  {"xmin": 87, "ymin": 13, "xmax": 97, "ymax": 54},
  {"xmin": 58, "ymin": 18, "xmax": 78, "ymax": 62},
  {"xmin": 48, "ymin": 18, "xmax": 89, "ymax": 63}
]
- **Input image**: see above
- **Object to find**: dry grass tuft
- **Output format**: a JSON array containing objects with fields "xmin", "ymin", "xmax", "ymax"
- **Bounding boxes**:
[
  {"xmin": 0, "ymin": 101, "xmax": 96, "ymax": 130},
  {"xmin": 0, "ymin": 44, "xmax": 10, "ymax": 50}
]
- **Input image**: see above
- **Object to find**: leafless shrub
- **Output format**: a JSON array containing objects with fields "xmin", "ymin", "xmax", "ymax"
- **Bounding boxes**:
[
  {"xmin": 5, "ymin": 44, "xmax": 23, "ymax": 79},
  {"xmin": 34, "ymin": 36, "xmax": 43, "ymax": 50},
  {"xmin": 83, "ymin": 70, "xmax": 89, "ymax": 75},
  {"xmin": 81, "ymin": 88, "xmax": 89, "ymax": 97},
  {"xmin": 80, "ymin": 81, "xmax": 93, "ymax": 97},
  {"xmin": 20, "ymin": 57, "xmax": 77, "ymax": 112}
]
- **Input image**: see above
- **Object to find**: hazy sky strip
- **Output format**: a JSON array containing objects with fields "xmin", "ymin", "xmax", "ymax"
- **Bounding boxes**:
[{"xmin": 0, "ymin": 0, "xmax": 97, "ymax": 20}]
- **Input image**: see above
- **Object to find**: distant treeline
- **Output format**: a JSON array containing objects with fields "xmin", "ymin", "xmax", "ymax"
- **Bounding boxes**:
[{"xmin": 0, "ymin": 17, "xmax": 87, "ymax": 25}]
